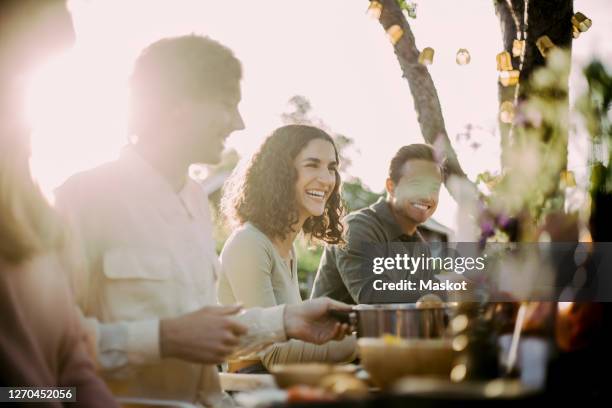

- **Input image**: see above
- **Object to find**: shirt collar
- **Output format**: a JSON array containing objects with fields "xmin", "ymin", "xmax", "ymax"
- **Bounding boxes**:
[
  {"xmin": 119, "ymin": 145, "xmax": 203, "ymax": 218},
  {"xmin": 371, "ymin": 196, "xmax": 424, "ymax": 242}
]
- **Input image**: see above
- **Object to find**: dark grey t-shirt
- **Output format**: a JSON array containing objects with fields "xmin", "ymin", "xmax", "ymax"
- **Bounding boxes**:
[{"xmin": 310, "ymin": 197, "xmax": 435, "ymax": 304}]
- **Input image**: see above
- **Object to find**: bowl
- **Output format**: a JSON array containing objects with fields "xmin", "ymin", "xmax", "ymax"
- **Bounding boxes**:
[
  {"xmin": 358, "ymin": 337, "xmax": 455, "ymax": 388},
  {"xmin": 269, "ymin": 363, "xmax": 357, "ymax": 389}
]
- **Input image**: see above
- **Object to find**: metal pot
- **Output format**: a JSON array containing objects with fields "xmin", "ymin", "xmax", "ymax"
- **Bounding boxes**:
[{"xmin": 330, "ymin": 303, "xmax": 457, "ymax": 339}]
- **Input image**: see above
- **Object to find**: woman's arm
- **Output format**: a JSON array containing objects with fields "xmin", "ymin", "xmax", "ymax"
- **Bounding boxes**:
[
  {"xmin": 260, "ymin": 335, "xmax": 357, "ymax": 369},
  {"xmin": 219, "ymin": 228, "xmax": 278, "ymax": 308}
]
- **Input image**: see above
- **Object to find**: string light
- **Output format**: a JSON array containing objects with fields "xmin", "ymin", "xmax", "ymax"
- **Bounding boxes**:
[
  {"xmin": 505, "ymin": 0, "xmax": 523, "ymax": 41},
  {"xmin": 456, "ymin": 48, "xmax": 471, "ymax": 65},
  {"xmin": 502, "ymin": 0, "xmax": 530, "ymax": 138},
  {"xmin": 536, "ymin": 35, "xmax": 555, "ymax": 58},
  {"xmin": 386, "ymin": 25, "xmax": 404, "ymax": 45},
  {"xmin": 512, "ymin": 39, "xmax": 525, "ymax": 57},
  {"xmin": 418, "ymin": 47, "xmax": 434, "ymax": 65},
  {"xmin": 572, "ymin": 12, "xmax": 592, "ymax": 33},
  {"xmin": 496, "ymin": 51, "xmax": 513, "ymax": 71},
  {"xmin": 499, "ymin": 70, "xmax": 520, "ymax": 87},
  {"xmin": 366, "ymin": 1, "xmax": 383, "ymax": 20}
]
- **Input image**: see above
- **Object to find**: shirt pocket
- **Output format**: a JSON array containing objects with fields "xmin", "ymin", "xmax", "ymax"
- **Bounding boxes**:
[{"xmin": 102, "ymin": 248, "xmax": 178, "ymax": 320}]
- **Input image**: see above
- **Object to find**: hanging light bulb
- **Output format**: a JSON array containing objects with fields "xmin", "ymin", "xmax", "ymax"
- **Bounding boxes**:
[
  {"xmin": 366, "ymin": 1, "xmax": 383, "ymax": 20},
  {"xmin": 499, "ymin": 70, "xmax": 520, "ymax": 87},
  {"xmin": 496, "ymin": 51, "xmax": 513, "ymax": 71},
  {"xmin": 512, "ymin": 39, "xmax": 525, "ymax": 57},
  {"xmin": 456, "ymin": 48, "xmax": 471, "ymax": 65},
  {"xmin": 418, "ymin": 47, "xmax": 434, "ymax": 65},
  {"xmin": 572, "ymin": 12, "xmax": 592, "ymax": 33},
  {"xmin": 536, "ymin": 35, "xmax": 555, "ymax": 57},
  {"xmin": 500, "ymin": 101, "xmax": 515, "ymax": 124},
  {"xmin": 386, "ymin": 25, "xmax": 404, "ymax": 45}
]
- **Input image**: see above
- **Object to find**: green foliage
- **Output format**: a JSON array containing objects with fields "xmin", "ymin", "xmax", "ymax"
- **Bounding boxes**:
[
  {"xmin": 295, "ymin": 238, "xmax": 323, "ymax": 283},
  {"xmin": 396, "ymin": 0, "xmax": 417, "ymax": 18},
  {"xmin": 577, "ymin": 60, "xmax": 612, "ymax": 195},
  {"xmin": 342, "ymin": 179, "xmax": 383, "ymax": 212}
]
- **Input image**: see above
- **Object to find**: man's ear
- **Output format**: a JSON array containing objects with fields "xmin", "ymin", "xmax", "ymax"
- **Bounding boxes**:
[{"xmin": 385, "ymin": 178, "xmax": 395, "ymax": 197}]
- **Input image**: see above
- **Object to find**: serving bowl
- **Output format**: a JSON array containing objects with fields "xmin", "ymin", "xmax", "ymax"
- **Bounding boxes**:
[{"xmin": 358, "ymin": 337, "xmax": 455, "ymax": 388}]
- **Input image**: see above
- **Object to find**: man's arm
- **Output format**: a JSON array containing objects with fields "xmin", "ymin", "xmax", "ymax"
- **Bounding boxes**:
[
  {"xmin": 227, "ymin": 298, "xmax": 352, "ymax": 359},
  {"xmin": 58, "ymin": 288, "xmax": 120, "ymax": 407},
  {"xmin": 334, "ymin": 217, "xmax": 421, "ymax": 304},
  {"xmin": 55, "ymin": 182, "xmax": 350, "ymax": 369},
  {"xmin": 333, "ymin": 217, "xmax": 390, "ymax": 304},
  {"xmin": 54, "ymin": 184, "xmax": 175, "ymax": 372}
]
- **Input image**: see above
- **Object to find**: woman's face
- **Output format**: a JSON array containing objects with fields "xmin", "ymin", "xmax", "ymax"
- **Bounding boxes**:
[{"xmin": 293, "ymin": 138, "xmax": 338, "ymax": 221}]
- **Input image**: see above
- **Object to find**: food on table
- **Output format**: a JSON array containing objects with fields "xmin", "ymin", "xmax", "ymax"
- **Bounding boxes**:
[
  {"xmin": 416, "ymin": 294, "xmax": 444, "ymax": 308},
  {"xmin": 320, "ymin": 373, "xmax": 369, "ymax": 398},
  {"xmin": 382, "ymin": 333, "xmax": 403, "ymax": 345},
  {"xmin": 286, "ymin": 385, "xmax": 336, "ymax": 403}
]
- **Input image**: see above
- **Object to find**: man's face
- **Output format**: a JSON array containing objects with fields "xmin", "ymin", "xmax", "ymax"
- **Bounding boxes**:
[
  {"xmin": 387, "ymin": 159, "xmax": 442, "ymax": 225},
  {"xmin": 172, "ymin": 83, "xmax": 245, "ymax": 165}
]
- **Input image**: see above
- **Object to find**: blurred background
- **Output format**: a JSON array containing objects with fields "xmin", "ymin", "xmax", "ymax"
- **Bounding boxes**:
[{"xmin": 23, "ymin": 0, "xmax": 612, "ymax": 292}]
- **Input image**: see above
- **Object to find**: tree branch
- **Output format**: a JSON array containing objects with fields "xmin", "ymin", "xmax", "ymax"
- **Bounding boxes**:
[{"xmin": 375, "ymin": 0, "xmax": 475, "ymax": 200}]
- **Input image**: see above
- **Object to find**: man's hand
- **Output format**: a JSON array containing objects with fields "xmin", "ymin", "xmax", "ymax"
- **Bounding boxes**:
[
  {"xmin": 284, "ymin": 298, "xmax": 352, "ymax": 345},
  {"xmin": 159, "ymin": 305, "xmax": 248, "ymax": 365}
]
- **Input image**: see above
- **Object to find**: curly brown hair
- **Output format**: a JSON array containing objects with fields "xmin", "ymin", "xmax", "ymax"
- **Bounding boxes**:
[{"xmin": 222, "ymin": 125, "xmax": 345, "ymax": 244}]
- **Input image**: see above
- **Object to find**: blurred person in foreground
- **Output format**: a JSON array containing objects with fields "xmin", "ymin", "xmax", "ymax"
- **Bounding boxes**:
[
  {"xmin": 53, "ymin": 35, "xmax": 351, "ymax": 407},
  {"xmin": 311, "ymin": 144, "xmax": 444, "ymax": 304},
  {"xmin": 218, "ymin": 125, "xmax": 356, "ymax": 371},
  {"xmin": 0, "ymin": 0, "xmax": 118, "ymax": 405}
]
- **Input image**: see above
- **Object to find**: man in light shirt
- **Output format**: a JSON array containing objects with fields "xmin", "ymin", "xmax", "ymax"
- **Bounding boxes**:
[{"xmin": 54, "ymin": 35, "xmax": 350, "ymax": 407}]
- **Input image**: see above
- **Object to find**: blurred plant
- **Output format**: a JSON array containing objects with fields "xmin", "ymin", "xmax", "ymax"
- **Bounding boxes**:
[
  {"xmin": 295, "ymin": 238, "xmax": 323, "ymax": 297},
  {"xmin": 576, "ymin": 60, "xmax": 612, "ymax": 242},
  {"xmin": 473, "ymin": 50, "xmax": 572, "ymax": 243},
  {"xmin": 577, "ymin": 66, "xmax": 612, "ymax": 181},
  {"xmin": 341, "ymin": 180, "xmax": 382, "ymax": 212},
  {"xmin": 396, "ymin": 0, "xmax": 417, "ymax": 19}
]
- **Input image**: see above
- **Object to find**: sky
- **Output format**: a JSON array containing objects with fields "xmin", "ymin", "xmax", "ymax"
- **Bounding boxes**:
[{"xmin": 26, "ymin": 0, "xmax": 612, "ymax": 231}]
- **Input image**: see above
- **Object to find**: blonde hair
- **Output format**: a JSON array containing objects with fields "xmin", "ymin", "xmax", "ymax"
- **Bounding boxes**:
[{"xmin": 0, "ymin": 132, "xmax": 65, "ymax": 264}]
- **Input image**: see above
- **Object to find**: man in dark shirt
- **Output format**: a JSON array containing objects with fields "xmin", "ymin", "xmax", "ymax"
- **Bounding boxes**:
[{"xmin": 311, "ymin": 144, "xmax": 444, "ymax": 304}]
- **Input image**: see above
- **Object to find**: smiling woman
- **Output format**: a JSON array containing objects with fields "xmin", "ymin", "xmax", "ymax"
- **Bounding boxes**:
[
  {"xmin": 221, "ymin": 124, "xmax": 345, "ymax": 246},
  {"xmin": 218, "ymin": 124, "xmax": 356, "ymax": 371}
]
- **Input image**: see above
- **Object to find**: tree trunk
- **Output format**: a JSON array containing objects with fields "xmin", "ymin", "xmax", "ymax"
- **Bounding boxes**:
[
  {"xmin": 495, "ymin": 0, "xmax": 573, "ymax": 168},
  {"xmin": 375, "ymin": 0, "xmax": 475, "ymax": 199}
]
